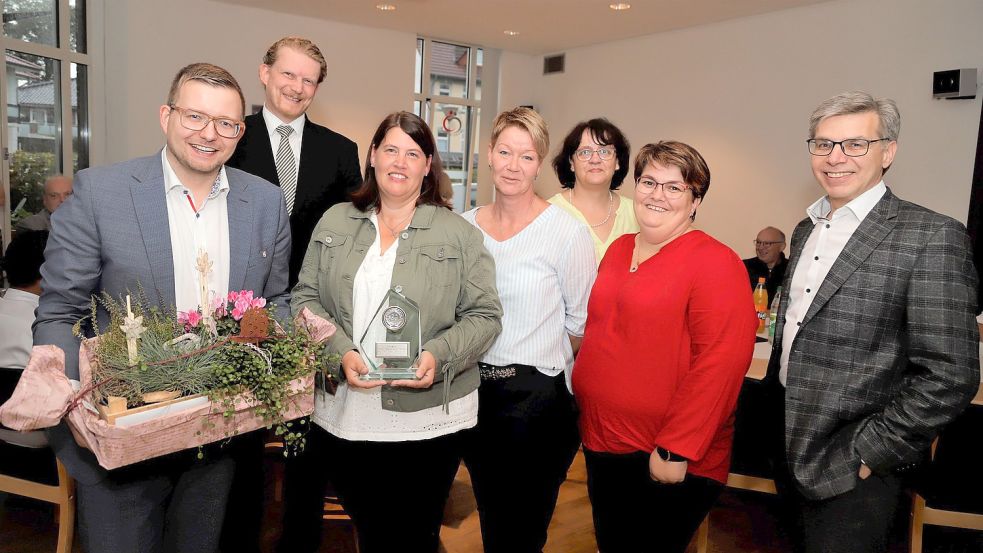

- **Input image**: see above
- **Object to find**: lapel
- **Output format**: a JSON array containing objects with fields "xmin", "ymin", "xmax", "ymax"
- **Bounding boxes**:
[
  {"xmin": 130, "ymin": 153, "xmax": 176, "ymax": 308},
  {"xmin": 249, "ymin": 110, "xmax": 279, "ymax": 185},
  {"xmin": 295, "ymin": 116, "xmax": 322, "ymax": 208},
  {"xmin": 800, "ymin": 188, "xmax": 899, "ymax": 326},
  {"xmin": 226, "ymin": 171, "xmax": 252, "ymax": 293}
]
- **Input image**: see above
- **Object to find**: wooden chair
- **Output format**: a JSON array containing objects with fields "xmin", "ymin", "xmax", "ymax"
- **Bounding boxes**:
[
  {"xmin": 909, "ymin": 407, "xmax": 983, "ymax": 553},
  {"xmin": 0, "ymin": 427, "xmax": 76, "ymax": 553}
]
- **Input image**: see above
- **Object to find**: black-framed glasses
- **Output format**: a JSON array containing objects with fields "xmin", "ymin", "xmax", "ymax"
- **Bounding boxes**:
[
  {"xmin": 635, "ymin": 177, "xmax": 691, "ymax": 199},
  {"xmin": 168, "ymin": 105, "xmax": 244, "ymax": 139},
  {"xmin": 575, "ymin": 147, "xmax": 615, "ymax": 161},
  {"xmin": 806, "ymin": 138, "xmax": 890, "ymax": 157},
  {"xmin": 754, "ymin": 240, "xmax": 783, "ymax": 247}
]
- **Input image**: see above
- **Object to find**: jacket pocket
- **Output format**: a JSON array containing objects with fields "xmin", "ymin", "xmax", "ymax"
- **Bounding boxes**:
[
  {"xmin": 314, "ymin": 232, "xmax": 349, "ymax": 271},
  {"xmin": 418, "ymin": 244, "xmax": 461, "ymax": 289}
]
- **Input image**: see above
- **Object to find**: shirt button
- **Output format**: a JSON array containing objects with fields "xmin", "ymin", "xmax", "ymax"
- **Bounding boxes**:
[
  {"xmin": 796, "ymin": 322, "xmax": 801, "ymax": 326},
  {"xmin": 325, "ymin": 236, "xmax": 333, "ymax": 244},
  {"xmin": 806, "ymin": 288, "xmax": 811, "ymax": 293},
  {"xmin": 183, "ymin": 190, "xmax": 188, "ymax": 195},
  {"xmin": 195, "ymin": 213, "xmax": 200, "ymax": 219},
  {"xmin": 401, "ymin": 232, "xmax": 409, "ymax": 240},
  {"xmin": 825, "ymin": 224, "xmax": 830, "ymax": 229},
  {"xmin": 386, "ymin": 399, "xmax": 394, "ymax": 406},
  {"xmin": 398, "ymin": 257, "xmax": 406, "ymax": 264},
  {"xmin": 814, "ymin": 256, "xmax": 819, "ymax": 260}
]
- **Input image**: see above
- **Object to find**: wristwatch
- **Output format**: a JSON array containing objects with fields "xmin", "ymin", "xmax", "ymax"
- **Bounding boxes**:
[{"xmin": 656, "ymin": 446, "xmax": 687, "ymax": 463}]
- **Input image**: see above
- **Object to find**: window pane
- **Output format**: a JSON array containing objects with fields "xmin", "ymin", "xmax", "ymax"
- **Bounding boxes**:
[
  {"xmin": 3, "ymin": 0, "xmax": 58, "ymax": 46},
  {"xmin": 6, "ymin": 50, "xmax": 62, "ymax": 227},
  {"xmin": 431, "ymin": 103, "xmax": 471, "ymax": 211},
  {"xmin": 469, "ymin": 107, "xmax": 481, "ymax": 209},
  {"xmin": 429, "ymin": 41, "xmax": 469, "ymax": 100},
  {"xmin": 70, "ymin": 0, "xmax": 86, "ymax": 52},
  {"xmin": 71, "ymin": 62, "xmax": 89, "ymax": 171},
  {"xmin": 414, "ymin": 38, "xmax": 423, "ymax": 95},
  {"xmin": 475, "ymin": 49, "xmax": 483, "ymax": 102}
]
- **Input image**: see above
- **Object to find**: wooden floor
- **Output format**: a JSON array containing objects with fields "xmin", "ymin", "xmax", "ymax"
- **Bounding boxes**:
[{"xmin": 2, "ymin": 450, "xmax": 981, "ymax": 552}]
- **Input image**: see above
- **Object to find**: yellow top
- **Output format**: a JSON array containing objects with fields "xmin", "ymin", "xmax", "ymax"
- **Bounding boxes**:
[{"xmin": 548, "ymin": 191, "xmax": 639, "ymax": 265}]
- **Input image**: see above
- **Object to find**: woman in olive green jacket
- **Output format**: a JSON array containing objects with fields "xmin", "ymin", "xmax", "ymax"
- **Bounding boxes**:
[{"xmin": 285, "ymin": 111, "xmax": 502, "ymax": 553}]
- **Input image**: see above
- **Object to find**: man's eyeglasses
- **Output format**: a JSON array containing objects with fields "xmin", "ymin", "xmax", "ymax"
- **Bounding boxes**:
[
  {"xmin": 806, "ymin": 138, "xmax": 890, "ymax": 157},
  {"xmin": 575, "ymin": 147, "xmax": 615, "ymax": 161},
  {"xmin": 754, "ymin": 240, "xmax": 784, "ymax": 247},
  {"xmin": 635, "ymin": 178, "xmax": 691, "ymax": 199},
  {"xmin": 168, "ymin": 105, "xmax": 244, "ymax": 139}
]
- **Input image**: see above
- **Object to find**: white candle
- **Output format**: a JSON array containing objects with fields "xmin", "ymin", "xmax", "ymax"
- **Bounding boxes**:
[{"xmin": 120, "ymin": 294, "xmax": 145, "ymax": 366}]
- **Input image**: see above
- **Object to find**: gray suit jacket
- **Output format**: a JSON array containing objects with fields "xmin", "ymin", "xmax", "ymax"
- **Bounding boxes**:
[
  {"xmin": 766, "ymin": 188, "xmax": 979, "ymax": 501},
  {"xmin": 33, "ymin": 152, "xmax": 291, "ymax": 485}
]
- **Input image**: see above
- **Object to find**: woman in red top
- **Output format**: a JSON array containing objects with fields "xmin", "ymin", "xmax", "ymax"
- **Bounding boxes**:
[{"xmin": 572, "ymin": 140, "xmax": 757, "ymax": 553}]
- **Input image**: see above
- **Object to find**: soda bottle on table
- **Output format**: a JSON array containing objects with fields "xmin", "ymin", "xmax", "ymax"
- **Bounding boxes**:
[
  {"xmin": 753, "ymin": 277, "xmax": 768, "ymax": 334},
  {"xmin": 768, "ymin": 286, "xmax": 782, "ymax": 343}
]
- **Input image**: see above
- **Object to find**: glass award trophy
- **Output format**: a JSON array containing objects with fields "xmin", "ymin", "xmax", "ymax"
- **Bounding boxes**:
[{"xmin": 357, "ymin": 287, "xmax": 422, "ymax": 380}]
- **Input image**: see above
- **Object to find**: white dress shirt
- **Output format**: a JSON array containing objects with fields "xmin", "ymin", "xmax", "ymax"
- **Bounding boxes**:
[
  {"xmin": 779, "ymin": 181, "xmax": 886, "ymax": 385},
  {"xmin": 0, "ymin": 288, "xmax": 39, "ymax": 369},
  {"xmin": 462, "ymin": 205, "xmax": 597, "ymax": 391},
  {"xmin": 312, "ymin": 212, "xmax": 479, "ymax": 442},
  {"xmin": 162, "ymin": 149, "xmax": 231, "ymax": 313},
  {"xmin": 263, "ymin": 107, "xmax": 304, "ymax": 177}
]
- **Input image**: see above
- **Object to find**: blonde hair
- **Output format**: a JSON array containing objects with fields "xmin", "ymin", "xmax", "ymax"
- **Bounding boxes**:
[
  {"xmin": 490, "ymin": 107, "xmax": 550, "ymax": 161},
  {"xmin": 263, "ymin": 36, "xmax": 327, "ymax": 84}
]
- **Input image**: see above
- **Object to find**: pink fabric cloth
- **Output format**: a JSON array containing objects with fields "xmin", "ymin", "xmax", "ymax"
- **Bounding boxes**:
[
  {"xmin": 0, "ymin": 308, "xmax": 334, "ymax": 469},
  {"xmin": 0, "ymin": 345, "xmax": 75, "ymax": 430}
]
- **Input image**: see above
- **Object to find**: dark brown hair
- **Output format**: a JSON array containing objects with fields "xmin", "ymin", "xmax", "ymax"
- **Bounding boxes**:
[
  {"xmin": 351, "ymin": 112, "xmax": 450, "ymax": 211},
  {"xmin": 633, "ymin": 140, "xmax": 711, "ymax": 199},
  {"xmin": 552, "ymin": 118, "xmax": 631, "ymax": 189}
]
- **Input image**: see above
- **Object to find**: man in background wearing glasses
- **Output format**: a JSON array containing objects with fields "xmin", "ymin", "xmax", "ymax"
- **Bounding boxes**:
[
  {"xmin": 743, "ymin": 226, "xmax": 787, "ymax": 303},
  {"xmin": 765, "ymin": 91, "xmax": 978, "ymax": 553},
  {"xmin": 34, "ymin": 62, "xmax": 290, "ymax": 553}
]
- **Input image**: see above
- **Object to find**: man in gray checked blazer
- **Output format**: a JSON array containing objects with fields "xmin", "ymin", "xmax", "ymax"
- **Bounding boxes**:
[
  {"xmin": 766, "ymin": 91, "xmax": 979, "ymax": 553},
  {"xmin": 33, "ymin": 63, "xmax": 290, "ymax": 553}
]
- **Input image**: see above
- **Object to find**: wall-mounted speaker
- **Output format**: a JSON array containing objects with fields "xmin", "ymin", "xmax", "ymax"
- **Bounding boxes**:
[{"xmin": 933, "ymin": 68, "xmax": 977, "ymax": 99}]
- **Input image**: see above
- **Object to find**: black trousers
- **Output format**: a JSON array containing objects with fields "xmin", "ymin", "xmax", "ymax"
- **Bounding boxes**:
[
  {"xmin": 583, "ymin": 448, "xmax": 723, "ymax": 553},
  {"xmin": 766, "ymin": 381, "xmax": 904, "ymax": 553},
  {"xmin": 218, "ymin": 430, "xmax": 265, "ymax": 553},
  {"xmin": 463, "ymin": 368, "xmax": 580, "ymax": 553},
  {"xmin": 279, "ymin": 424, "xmax": 466, "ymax": 553},
  {"xmin": 76, "ymin": 448, "xmax": 234, "ymax": 553},
  {"xmin": 275, "ymin": 421, "xmax": 336, "ymax": 553}
]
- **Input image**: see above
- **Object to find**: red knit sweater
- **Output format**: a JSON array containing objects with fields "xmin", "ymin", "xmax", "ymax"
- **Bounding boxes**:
[{"xmin": 573, "ymin": 231, "xmax": 757, "ymax": 482}]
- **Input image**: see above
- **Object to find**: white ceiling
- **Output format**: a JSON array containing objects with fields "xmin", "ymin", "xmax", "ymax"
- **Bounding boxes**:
[{"xmin": 214, "ymin": 0, "xmax": 836, "ymax": 55}]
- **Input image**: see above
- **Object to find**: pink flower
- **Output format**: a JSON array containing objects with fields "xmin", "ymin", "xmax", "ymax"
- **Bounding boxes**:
[
  {"xmin": 231, "ymin": 306, "xmax": 245, "ymax": 321},
  {"xmin": 234, "ymin": 297, "xmax": 251, "ymax": 314},
  {"xmin": 186, "ymin": 310, "xmax": 202, "ymax": 327},
  {"xmin": 212, "ymin": 297, "xmax": 228, "ymax": 318},
  {"xmin": 178, "ymin": 309, "xmax": 202, "ymax": 331},
  {"xmin": 227, "ymin": 291, "xmax": 239, "ymax": 303},
  {"xmin": 251, "ymin": 297, "xmax": 266, "ymax": 309}
]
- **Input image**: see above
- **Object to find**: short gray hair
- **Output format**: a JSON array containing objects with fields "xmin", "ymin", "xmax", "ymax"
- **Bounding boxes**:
[{"xmin": 808, "ymin": 91, "xmax": 900, "ymax": 141}]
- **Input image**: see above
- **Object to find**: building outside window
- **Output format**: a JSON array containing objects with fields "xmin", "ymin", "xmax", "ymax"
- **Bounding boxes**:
[{"xmin": 1, "ymin": 0, "xmax": 89, "ymax": 248}]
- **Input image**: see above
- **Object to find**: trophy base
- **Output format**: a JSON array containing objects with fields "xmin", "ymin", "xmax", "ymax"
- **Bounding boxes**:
[{"xmin": 359, "ymin": 369, "xmax": 420, "ymax": 381}]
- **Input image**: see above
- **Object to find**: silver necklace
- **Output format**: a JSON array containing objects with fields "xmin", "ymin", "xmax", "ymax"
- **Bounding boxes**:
[
  {"xmin": 378, "ymin": 209, "xmax": 415, "ymax": 239},
  {"xmin": 569, "ymin": 189, "xmax": 614, "ymax": 228}
]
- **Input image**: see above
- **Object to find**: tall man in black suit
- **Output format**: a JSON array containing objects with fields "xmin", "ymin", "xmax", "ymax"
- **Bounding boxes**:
[
  {"xmin": 227, "ymin": 36, "xmax": 361, "ymax": 286},
  {"xmin": 767, "ymin": 91, "xmax": 979, "ymax": 553},
  {"xmin": 222, "ymin": 36, "xmax": 361, "ymax": 553}
]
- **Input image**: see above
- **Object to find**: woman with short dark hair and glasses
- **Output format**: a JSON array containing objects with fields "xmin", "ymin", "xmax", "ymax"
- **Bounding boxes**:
[
  {"xmin": 549, "ymin": 118, "xmax": 636, "ymax": 264},
  {"xmin": 572, "ymin": 140, "xmax": 757, "ymax": 553}
]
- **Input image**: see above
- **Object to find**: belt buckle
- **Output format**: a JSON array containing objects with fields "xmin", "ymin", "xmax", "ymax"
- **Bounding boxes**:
[{"xmin": 479, "ymin": 365, "xmax": 517, "ymax": 381}]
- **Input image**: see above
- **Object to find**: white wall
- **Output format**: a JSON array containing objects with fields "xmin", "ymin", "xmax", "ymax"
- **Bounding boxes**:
[
  {"xmin": 99, "ymin": 0, "xmax": 418, "ymax": 167},
  {"xmin": 507, "ymin": 0, "xmax": 983, "ymax": 259}
]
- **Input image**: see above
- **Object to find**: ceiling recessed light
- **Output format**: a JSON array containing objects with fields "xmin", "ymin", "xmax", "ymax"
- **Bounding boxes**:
[
  {"xmin": 376, "ymin": 3, "xmax": 396, "ymax": 11},
  {"xmin": 504, "ymin": 30, "xmax": 520, "ymax": 36},
  {"xmin": 609, "ymin": 3, "xmax": 631, "ymax": 10}
]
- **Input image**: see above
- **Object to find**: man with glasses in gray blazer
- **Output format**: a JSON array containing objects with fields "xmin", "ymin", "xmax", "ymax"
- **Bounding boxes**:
[
  {"xmin": 33, "ymin": 62, "xmax": 290, "ymax": 553},
  {"xmin": 766, "ymin": 91, "xmax": 979, "ymax": 553}
]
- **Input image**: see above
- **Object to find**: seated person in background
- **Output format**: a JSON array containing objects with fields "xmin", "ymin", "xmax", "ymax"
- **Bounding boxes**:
[
  {"xmin": 14, "ymin": 175, "xmax": 73, "ymax": 232},
  {"xmin": 1, "ymin": 230, "xmax": 48, "ymax": 405},
  {"xmin": 743, "ymin": 226, "xmax": 787, "ymax": 303}
]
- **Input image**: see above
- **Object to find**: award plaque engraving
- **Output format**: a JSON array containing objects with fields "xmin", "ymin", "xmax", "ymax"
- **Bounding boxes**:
[{"xmin": 358, "ymin": 288, "xmax": 422, "ymax": 380}]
